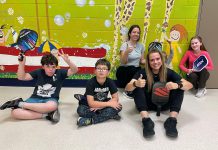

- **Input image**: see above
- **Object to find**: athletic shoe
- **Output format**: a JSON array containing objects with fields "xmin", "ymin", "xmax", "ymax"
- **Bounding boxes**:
[
  {"xmin": 142, "ymin": 117, "xmax": 155, "ymax": 138},
  {"xmin": 164, "ymin": 117, "xmax": 178, "ymax": 138},
  {"xmin": 122, "ymin": 91, "xmax": 134, "ymax": 99},
  {"xmin": 110, "ymin": 114, "xmax": 121, "ymax": 120},
  {"xmin": 195, "ymin": 88, "xmax": 207, "ymax": 98},
  {"xmin": 74, "ymin": 94, "xmax": 83, "ymax": 101},
  {"xmin": 46, "ymin": 109, "xmax": 60, "ymax": 123},
  {"xmin": 77, "ymin": 117, "xmax": 92, "ymax": 127},
  {"xmin": 0, "ymin": 97, "xmax": 23, "ymax": 110}
]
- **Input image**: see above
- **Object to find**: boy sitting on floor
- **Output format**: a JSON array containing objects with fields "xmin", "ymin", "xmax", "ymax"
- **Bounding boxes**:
[
  {"xmin": 0, "ymin": 51, "xmax": 78, "ymax": 123},
  {"xmin": 76, "ymin": 59, "xmax": 122, "ymax": 127}
]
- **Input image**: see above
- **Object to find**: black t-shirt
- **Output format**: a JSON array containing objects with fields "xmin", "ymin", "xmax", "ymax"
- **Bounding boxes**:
[
  {"xmin": 133, "ymin": 68, "xmax": 182, "ymax": 95},
  {"xmin": 29, "ymin": 69, "xmax": 68, "ymax": 100},
  {"xmin": 81, "ymin": 76, "xmax": 118, "ymax": 106}
]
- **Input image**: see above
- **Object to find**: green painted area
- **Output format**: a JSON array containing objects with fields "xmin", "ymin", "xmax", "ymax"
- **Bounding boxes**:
[{"xmin": 0, "ymin": 0, "xmax": 200, "ymax": 79}]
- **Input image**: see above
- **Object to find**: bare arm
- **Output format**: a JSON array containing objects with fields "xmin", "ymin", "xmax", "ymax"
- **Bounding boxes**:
[
  {"xmin": 165, "ymin": 78, "xmax": 193, "ymax": 91},
  {"xmin": 17, "ymin": 55, "xmax": 33, "ymax": 81},
  {"xmin": 58, "ymin": 50, "xmax": 78, "ymax": 76},
  {"xmin": 110, "ymin": 92, "xmax": 119, "ymax": 102},
  {"xmin": 140, "ymin": 50, "xmax": 145, "ymax": 65},
  {"xmin": 120, "ymin": 43, "xmax": 133, "ymax": 64},
  {"xmin": 125, "ymin": 79, "xmax": 138, "ymax": 92},
  {"xmin": 87, "ymin": 92, "xmax": 121, "ymax": 110},
  {"xmin": 120, "ymin": 50, "xmax": 129, "ymax": 64},
  {"xmin": 125, "ymin": 74, "xmax": 146, "ymax": 91},
  {"xmin": 87, "ymin": 95, "xmax": 108, "ymax": 108}
]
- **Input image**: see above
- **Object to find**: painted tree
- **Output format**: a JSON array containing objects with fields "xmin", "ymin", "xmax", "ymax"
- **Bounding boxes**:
[
  {"xmin": 142, "ymin": 0, "xmax": 176, "ymax": 46},
  {"xmin": 110, "ymin": 0, "xmax": 136, "ymax": 76},
  {"xmin": 160, "ymin": 0, "xmax": 176, "ymax": 43},
  {"xmin": 142, "ymin": 0, "xmax": 154, "ymax": 46}
]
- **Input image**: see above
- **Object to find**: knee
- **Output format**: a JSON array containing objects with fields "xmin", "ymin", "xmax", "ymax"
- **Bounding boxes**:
[
  {"xmin": 11, "ymin": 109, "xmax": 23, "ymax": 119},
  {"xmin": 107, "ymin": 107, "xmax": 121, "ymax": 114},
  {"xmin": 205, "ymin": 71, "xmax": 210, "ymax": 79},
  {"xmin": 46, "ymin": 101, "xmax": 58, "ymax": 111},
  {"xmin": 170, "ymin": 89, "xmax": 184, "ymax": 97},
  {"xmin": 188, "ymin": 73, "xmax": 198, "ymax": 79},
  {"xmin": 77, "ymin": 105, "xmax": 85, "ymax": 116}
]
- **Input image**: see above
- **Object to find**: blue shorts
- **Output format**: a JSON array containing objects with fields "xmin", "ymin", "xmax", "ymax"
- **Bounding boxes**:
[{"xmin": 25, "ymin": 98, "xmax": 59, "ymax": 104}]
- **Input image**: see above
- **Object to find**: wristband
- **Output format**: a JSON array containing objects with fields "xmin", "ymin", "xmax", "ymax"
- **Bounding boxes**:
[
  {"xmin": 177, "ymin": 82, "xmax": 183, "ymax": 89},
  {"xmin": 133, "ymin": 81, "xmax": 137, "ymax": 87}
]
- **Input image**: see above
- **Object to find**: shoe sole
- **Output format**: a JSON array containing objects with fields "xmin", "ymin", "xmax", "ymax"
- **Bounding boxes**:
[
  {"xmin": 51, "ymin": 110, "xmax": 60, "ymax": 123},
  {"xmin": 143, "ymin": 131, "xmax": 155, "ymax": 138},
  {"xmin": 74, "ymin": 94, "xmax": 83, "ymax": 101},
  {"xmin": 166, "ymin": 132, "xmax": 178, "ymax": 138},
  {"xmin": 195, "ymin": 89, "xmax": 207, "ymax": 98},
  {"xmin": 0, "ymin": 98, "xmax": 23, "ymax": 110},
  {"xmin": 77, "ymin": 117, "xmax": 92, "ymax": 127}
]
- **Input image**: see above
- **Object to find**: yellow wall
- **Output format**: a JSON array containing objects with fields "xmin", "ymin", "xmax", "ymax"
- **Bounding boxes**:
[{"xmin": 0, "ymin": 0, "xmax": 200, "ymax": 79}]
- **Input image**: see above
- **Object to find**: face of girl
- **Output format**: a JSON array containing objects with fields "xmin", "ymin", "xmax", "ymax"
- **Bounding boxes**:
[
  {"xmin": 170, "ymin": 30, "xmax": 180, "ymax": 41},
  {"xmin": 149, "ymin": 52, "xmax": 163, "ymax": 73},
  {"xmin": 191, "ymin": 38, "xmax": 202, "ymax": 51},
  {"xmin": 129, "ymin": 27, "xmax": 140, "ymax": 41},
  {"xmin": 43, "ymin": 64, "xmax": 57, "ymax": 76}
]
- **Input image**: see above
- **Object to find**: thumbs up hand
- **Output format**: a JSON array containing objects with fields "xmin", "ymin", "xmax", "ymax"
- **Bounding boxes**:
[
  {"xmin": 135, "ymin": 74, "xmax": 146, "ymax": 88},
  {"xmin": 126, "ymin": 43, "xmax": 134, "ymax": 53}
]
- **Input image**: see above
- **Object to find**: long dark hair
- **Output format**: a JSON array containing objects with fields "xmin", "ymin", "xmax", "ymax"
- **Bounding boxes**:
[
  {"xmin": 127, "ymin": 25, "xmax": 141, "ymax": 41},
  {"xmin": 188, "ymin": 35, "xmax": 207, "ymax": 51}
]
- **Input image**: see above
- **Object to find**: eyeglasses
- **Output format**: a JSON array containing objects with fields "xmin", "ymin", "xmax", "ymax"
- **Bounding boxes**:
[{"xmin": 95, "ymin": 67, "xmax": 109, "ymax": 72}]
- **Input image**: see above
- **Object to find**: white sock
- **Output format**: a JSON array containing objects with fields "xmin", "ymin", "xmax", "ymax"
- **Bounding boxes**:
[
  {"xmin": 18, "ymin": 102, "xmax": 25, "ymax": 108},
  {"xmin": 42, "ymin": 114, "xmax": 48, "ymax": 119}
]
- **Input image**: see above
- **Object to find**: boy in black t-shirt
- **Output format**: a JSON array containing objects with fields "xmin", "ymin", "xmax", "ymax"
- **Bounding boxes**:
[
  {"xmin": 0, "ymin": 51, "xmax": 78, "ymax": 123},
  {"xmin": 76, "ymin": 59, "xmax": 122, "ymax": 127}
]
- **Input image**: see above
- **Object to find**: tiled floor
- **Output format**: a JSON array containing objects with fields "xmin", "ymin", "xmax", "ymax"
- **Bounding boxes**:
[{"xmin": 0, "ymin": 86, "xmax": 218, "ymax": 150}]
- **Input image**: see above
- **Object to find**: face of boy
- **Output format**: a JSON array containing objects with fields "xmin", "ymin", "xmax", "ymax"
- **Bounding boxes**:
[
  {"xmin": 42, "ymin": 64, "xmax": 57, "ymax": 76},
  {"xmin": 95, "ymin": 65, "xmax": 109, "ymax": 78}
]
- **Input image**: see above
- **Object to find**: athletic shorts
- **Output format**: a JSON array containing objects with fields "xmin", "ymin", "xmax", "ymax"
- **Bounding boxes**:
[{"xmin": 25, "ymin": 97, "xmax": 58, "ymax": 104}]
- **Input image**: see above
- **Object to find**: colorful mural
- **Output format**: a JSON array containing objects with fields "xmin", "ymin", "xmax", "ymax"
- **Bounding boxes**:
[{"xmin": 0, "ymin": 0, "xmax": 200, "ymax": 79}]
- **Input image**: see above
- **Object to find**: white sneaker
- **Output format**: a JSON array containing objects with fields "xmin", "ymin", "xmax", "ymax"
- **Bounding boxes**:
[{"xmin": 195, "ymin": 88, "xmax": 207, "ymax": 98}]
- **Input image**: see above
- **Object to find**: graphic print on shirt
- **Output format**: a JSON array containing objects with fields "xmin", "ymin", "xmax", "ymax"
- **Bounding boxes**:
[
  {"xmin": 94, "ymin": 87, "xmax": 109, "ymax": 101},
  {"xmin": 37, "ymin": 83, "xmax": 56, "ymax": 97}
]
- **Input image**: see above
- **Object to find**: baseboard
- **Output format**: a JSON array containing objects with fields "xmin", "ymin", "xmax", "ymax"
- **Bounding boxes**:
[
  {"xmin": 0, "ymin": 78, "xmax": 88, "ymax": 87},
  {"xmin": 0, "ymin": 78, "xmax": 121, "ymax": 88}
]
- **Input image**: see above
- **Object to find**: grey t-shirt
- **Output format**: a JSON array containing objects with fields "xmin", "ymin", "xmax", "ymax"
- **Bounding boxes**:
[{"xmin": 120, "ymin": 42, "xmax": 145, "ymax": 67}]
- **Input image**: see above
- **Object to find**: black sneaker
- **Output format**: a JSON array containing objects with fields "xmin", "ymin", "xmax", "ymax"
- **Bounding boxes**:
[
  {"xmin": 77, "ymin": 117, "xmax": 92, "ymax": 127},
  {"xmin": 110, "ymin": 114, "xmax": 121, "ymax": 120},
  {"xmin": 74, "ymin": 94, "xmax": 83, "ymax": 101},
  {"xmin": 0, "ymin": 97, "xmax": 23, "ymax": 110},
  {"xmin": 122, "ymin": 91, "xmax": 134, "ymax": 99},
  {"xmin": 46, "ymin": 109, "xmax": 60, "ymax": 123},
  {"xmin": 142, "ymin": 117, "xmax": 155, "ymax": 138},
  {"xmin": 164, "ymin": 117, "xmax": 178, "ymax": 138}
]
